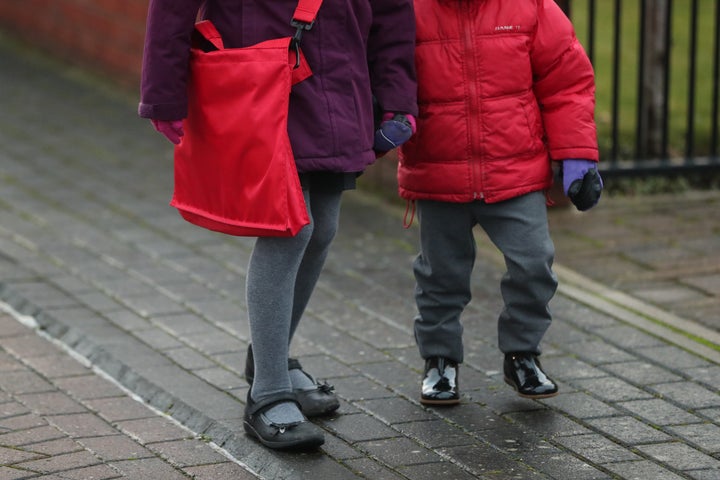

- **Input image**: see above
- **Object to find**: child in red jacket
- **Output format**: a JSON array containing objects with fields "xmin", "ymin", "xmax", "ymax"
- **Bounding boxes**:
[{"xmin": 399, "ymin": 0, "xmax": 602, "ymax": 405}]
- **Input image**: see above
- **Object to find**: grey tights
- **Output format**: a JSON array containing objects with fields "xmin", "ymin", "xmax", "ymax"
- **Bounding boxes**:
[{"xmin": 246, "ymin": 189, "xmax": 341, "ymax": 412}]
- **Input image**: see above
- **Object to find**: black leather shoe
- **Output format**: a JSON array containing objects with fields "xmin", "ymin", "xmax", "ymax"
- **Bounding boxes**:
[
  {"xmin": 420, "ymin": 357, "xmax": 460, "ymax": 405},
  {"xmin": 245, "ymin": 345, "xmax": 340, "ymax": 417},
  {"xmin": 243, "ymin": 391, "xmax": 325, "ymax": 450},
  {"xmin": 503, "ymin": 352, "xmax": 558, "ymax": 399}
]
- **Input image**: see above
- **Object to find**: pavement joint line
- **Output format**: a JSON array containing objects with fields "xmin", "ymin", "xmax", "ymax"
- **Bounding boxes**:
[{"xmin": 0, "ymin": 296, "xmax": 260, "ymax": 478}]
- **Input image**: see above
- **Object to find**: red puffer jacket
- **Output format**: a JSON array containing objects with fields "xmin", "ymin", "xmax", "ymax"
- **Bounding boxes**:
[{"xmin": 399, "ymin": 0, "xmax": 598, "ymax": 203}]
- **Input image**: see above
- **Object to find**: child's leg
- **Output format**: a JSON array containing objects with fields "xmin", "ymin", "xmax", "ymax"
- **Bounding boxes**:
[
  {"xmin": 246, "ymin": 190, "xmax": 315, "ymax": 401},
  {"xmin": 413, "ymin": 200, "xmax": 477, "ymax": 363},
  {"xmin": 288, "ymin": 190, "xmax": 342, "ymax": 342},
  {"xmin": 477, "ymin": 192, "xmax": 558, "ymax": 354}
]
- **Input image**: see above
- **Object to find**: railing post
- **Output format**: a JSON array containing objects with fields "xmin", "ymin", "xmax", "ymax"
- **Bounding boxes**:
[
  {"xmin": 555, "ymin": 0, "xmax": 570, "ymax": 16},
  {"xmin": 637, "ymin": 0, "xmax": 671, "ymax": 159}
]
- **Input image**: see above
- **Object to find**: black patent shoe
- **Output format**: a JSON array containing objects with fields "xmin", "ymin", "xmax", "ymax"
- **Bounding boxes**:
[
  {"xmin": 420, "ymin": 357, "xmax": 460, "ymax": 405},
  {"xmin": 245, "ymin": 345, "xmax": 340, "ymax": 417},
  {"xmin": 243, "ymin": 391, "xmax": 325, "ymax": 450},
  {"xmin": 503, "ymin": 352, "xmax": 559, "ymax": 399}
]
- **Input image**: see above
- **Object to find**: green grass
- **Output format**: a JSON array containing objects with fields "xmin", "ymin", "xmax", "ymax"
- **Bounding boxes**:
[{"xmin": 569, "ymin": 0, "xmax": 718, "ymax": 159}]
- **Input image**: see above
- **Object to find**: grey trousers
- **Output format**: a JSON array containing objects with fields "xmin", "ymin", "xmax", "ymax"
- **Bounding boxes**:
[{"xmin": 413, "ymin": 192, "xmax": 558, "ymax": 363}]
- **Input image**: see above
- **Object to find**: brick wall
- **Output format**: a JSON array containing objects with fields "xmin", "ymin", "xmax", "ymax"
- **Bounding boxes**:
[{"xmin": 0, "ymin": 0, "xmax": 149, "ymax": 90}]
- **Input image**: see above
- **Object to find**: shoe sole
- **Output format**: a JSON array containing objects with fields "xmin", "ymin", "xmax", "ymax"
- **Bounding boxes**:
[
  {"xmin": 243, "ymin": 421, "xmax": 325, "ymax": 450},
  {"xmin": 504, "ymin": 377, "xmax": 559, "ymax": 399}
]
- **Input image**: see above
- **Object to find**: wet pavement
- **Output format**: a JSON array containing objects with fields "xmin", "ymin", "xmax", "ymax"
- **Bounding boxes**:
[{"xmin": 0, "ymin": 35, "xmax": 719, "ymax": 479}]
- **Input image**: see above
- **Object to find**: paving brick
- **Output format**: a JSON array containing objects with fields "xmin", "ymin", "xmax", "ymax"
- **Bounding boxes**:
[
  {"xmin": 650, "ymin": 382, "xmax": 720, "ymax": 410},
  {"xmin": 586, "ymin": 415, "xmax": 673, "ymax": 444},
  {"xmin": 0, "ymin": 425, "xmax": 66, "ymax": 447},
  {"xmin": 0, "ymin": 414, "xmax": 48, "ymax": 431},
  {"xmin": 541, "ymin": 391, "xmax": 619, "ymax": 420},
  {"xmin": 440, "ymin": 443, "xmax": 540, "ymax": 478},
  {"xmin": 55, "ymin": 463, "xmax": 123, "ymax": 480},
  {"xmin": 562, "ymin": 341, "xmax": 638, "ymax": 364},
  {"xmin": 394, "ymin": 420, "xmax": 475, "ymax": 448},
  {"xmin": 17, "ymin": 392, "xmax": 87, "ymax": 416},
  {"xmin": 16, "ymin": 450, "xmax": 103, "ymax": 473},
  {"xmin": 23, "ymin": 437, "xmax": 84, "ymax": 456},
  {"xmin": 636, "ymin": 345, "xmax": 712, "ymax": 370},
  {"xmin": 47, "ymin": 413, "xmax": 119, "ymax": 439},
  {"xmin": 398, "ymin": 461, "xmax": 479, "ymax": 480},
  {"xmin": 330, "ymin": 375, "xmax": 395, "ymax": 402},
  {"xmin": 544, "ymin": 355, "xmax": 608, "ymax": 380},
  {"xmin": 505, "ymin": 409, "xmax": 591, "ymax": 438},
  {"xmin": 183, "ymin": 461, "xmax": 259, "ymax": 480},
  {"xmin": 52, "ymin": 375, "xmax": 126, "ymax": 400},
  {"xmin": 328, "ymin": 457, "xmax": 402, "ymax": 480},
  {"xmin": 355, "ymin": 397, "xmax": 435, "ymax": 425},
  {"xmin": 21, "ymin": 353, "xmax": 92, "ymax": 379},
  {"xmin": 554, "ymin": 433, "xmax": 641, "ymax": 464},
  {"xmin": 618, "ymin": 398, "xmax": 703, "ymax": 426},
  {"xmin": 0, "ymin": 466, "xmax": 31, "ymax": 479},
  {"xmin": 603, "ymin": 460, "xmax": 686, "ymax": 480},
  {"xmin": 319, "ymin": 413, "xmax": 400, "ymax": 443},
  {"xmin": 112, "ymin": 457, "xmax": 190, "ymax": 479},
  {"xmin": 636, "ymin": 443, "xmax": 720, "ymax": 471},
  {"xmin": 594, "ymin": 325, "xmax": 667, "ymax": 349},
  {"xmin": 84, "ymin": 397, "xmax": 158, "ymax": 423},
  {"xmin": 0, "ymin": 401, "xmax": 30, "ymax": 418},
  {"xmin": 570, "ymin": 377, "xmax": 655, "ymax": 403},
  {"xmin": 355, "ymin": 437, "xmax": 441, "ymax": 466},
  {"xmin": 601, "ymin": 361, "xmax": 685, "ymax": 385},
  {"xmin": 146, "ymin": 438, "xmax": 228, "ymax": 467},
  {"xmin": 78, "ymin": 435, "xmax": 154, "ymax": 462},
  {"xmin": 666, "ymin": 423, "xmax": 720, "ymax": 453},
  {"xmin": 116, "ymin": 417, "xmax": 192, "ymax": 444},
  {"xmin": 0, "ymin": 445, "xmax": 45, "ymax": 465},
  {"xmin": 526, "ymin": 451, "xmax": 614, "ymax": 479},
  {"xmin": 164, "ymin": 347, "xmax": 217, "ymax": 370},
  {"xmin": 193, "ymin": 367, "xmax": 245, "ymax": 390}
]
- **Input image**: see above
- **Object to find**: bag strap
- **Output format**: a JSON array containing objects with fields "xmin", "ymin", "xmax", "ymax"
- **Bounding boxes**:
[
  {"xmin": 292, "ymin": 0, "xmax": 323, "ymax": 25},
  {"xmin": 291, "ymin": 0, "xmax": 323, "ymax": 45},
  {"xmin": 194, "ymin": 0, "xmax": 323, "ymax": 52}
]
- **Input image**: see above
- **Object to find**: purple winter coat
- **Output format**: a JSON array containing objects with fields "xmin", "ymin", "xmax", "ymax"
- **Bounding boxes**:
[{"xmin": 139, "ymin": 0, "xmax": 418, "ymax": 173}]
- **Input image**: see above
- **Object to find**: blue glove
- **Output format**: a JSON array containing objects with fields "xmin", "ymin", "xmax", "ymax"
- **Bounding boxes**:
[
  {"xmin": 562, "ymin": 159, "xmax": 603, "ymax": 211},
  {"xmin": 374, "ymin": 113, "xmax": 416, "ymax": 152}
]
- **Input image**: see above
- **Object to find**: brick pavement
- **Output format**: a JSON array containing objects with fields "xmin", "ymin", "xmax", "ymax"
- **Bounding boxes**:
[
  {"xmin": 0, "ymin": 309, "xmax": 258, "ymax": 479},
  {"xmin": 1, "ymin": 35, "xmax": 720, "ymax": 479}
]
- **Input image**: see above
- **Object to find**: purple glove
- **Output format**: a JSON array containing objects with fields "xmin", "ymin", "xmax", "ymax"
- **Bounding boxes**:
[
  {"xmin": 151, "ymin": 119, "xmax": 184, "ymax": 145},
  {"xmin": 562, "ymin": 159, "xmax": 603, "ymax": 211},
  {"xmin": 374, "ymin": 113, "xmax": 416, "ymax": 152}
]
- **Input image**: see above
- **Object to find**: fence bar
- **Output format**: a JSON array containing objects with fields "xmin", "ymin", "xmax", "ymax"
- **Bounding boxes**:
[
  {"xmin": 611, "ymin": 0, "xmax": 622, "ymax": 162},
  {"xmin": 686, "ymin": 0, "xmax": 699, "ymax": 161},
  {"xmin": 712, "ymin": 0, "xmax": 720, "ymax": 158},
  {"xmin": 636, "ymin": 0, "xmax": 647, "ymax": 159},
  {"xmin": 662, "ymin": 0, "xmax": 673, "ymax": 159},
  {"xmin": 587, "ymin": 0, "xmax": 595, "ymax": 63}
]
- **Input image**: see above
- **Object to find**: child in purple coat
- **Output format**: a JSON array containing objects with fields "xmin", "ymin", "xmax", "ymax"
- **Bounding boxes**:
[{"xmin": 139, "ymin": 0, "xmax": 417, "ymax": 450}]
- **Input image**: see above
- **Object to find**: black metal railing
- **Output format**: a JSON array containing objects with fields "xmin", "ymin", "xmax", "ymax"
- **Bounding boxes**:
[{"xmin": 560, "ymin": 0, "xmax": 720, "ymax": 175}]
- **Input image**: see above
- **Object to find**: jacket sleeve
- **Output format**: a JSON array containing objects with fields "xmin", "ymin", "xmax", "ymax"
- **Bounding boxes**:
[
  {"xmin": 138, "ymin": 0, "xmax": 206, "ymax": 120},
  {"xmin": 531, "ymin": 0, "xmax": 599, "ymax": 162},
  {"xmin": 367, "ymin": 0, "xmax": 419, "ymax": 117}
]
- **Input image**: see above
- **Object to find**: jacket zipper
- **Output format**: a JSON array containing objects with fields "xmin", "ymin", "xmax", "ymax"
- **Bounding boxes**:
[{"xmin": 459, "ymin": 1, "xmax": 484, "ymax": 200}]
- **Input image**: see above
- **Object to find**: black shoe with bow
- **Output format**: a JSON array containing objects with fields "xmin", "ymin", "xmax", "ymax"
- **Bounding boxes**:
[
  {"xmin": 245, "ymin": 345, "xmax": 340, "ymax": 417},
  {"xmin": 243, "ymin": 391, "xmax": 325, "ymax": 450},
  {"xmin": 503, "ymin": 352, "xmax": 558, "ymax": 399},
  {"xmin": 420, "ymin": 357, "xmax": 460, "ymax": 405}
]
